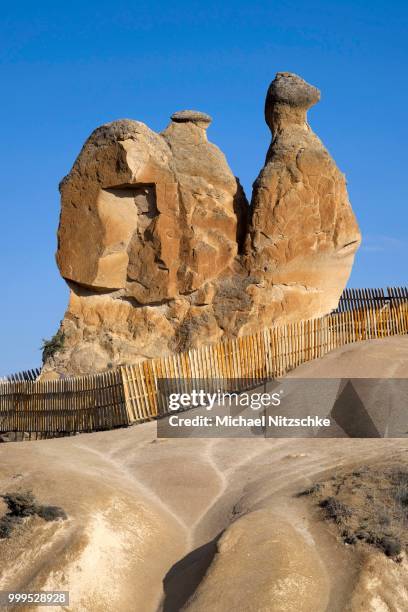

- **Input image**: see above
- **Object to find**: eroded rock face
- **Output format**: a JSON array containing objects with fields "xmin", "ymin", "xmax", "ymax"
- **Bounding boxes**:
[
  {"xmin": 57, "ymin": 113, "xmax": 247, "ymax": 305},
  {"xmin": 244, "ymin": 72, "xmax": 361, "ymax": 320},
  {"xmin": 161, "ymin": 111, "xmax": 248, "ymax": 293},
  {"xmin": 46, "ymin": 74, "xmax": 360, "ymax": 375},
  {"xmin": 57, "ymin": 121, "xmax": 176, "ymax": 300}
]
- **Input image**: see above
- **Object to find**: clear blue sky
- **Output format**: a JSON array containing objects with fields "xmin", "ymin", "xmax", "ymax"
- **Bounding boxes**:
[{"xmin": 1, "ymin": 0, "xmax": 407, "ymax": 374}]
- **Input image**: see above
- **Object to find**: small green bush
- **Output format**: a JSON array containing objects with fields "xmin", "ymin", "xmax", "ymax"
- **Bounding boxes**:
[
  {"xmin": 0, "ymin": 515, "xmax": 16, "ymax": 538},
  {"xmin": 0, "ymin": 490, "xmax": 67, "ymax": 539},
  {"xmin": 36, "ymin": 505, "xmax": 67, "ymax": 522},
  {"xmin": 395, "ymin": 484, "xmax": 408, "ymax": 507},
  {"xmin": 379, "ymin": 536, "xmax": 402, "ymax": 558},
  {"xmin": 319, "ymin": 497, "xmax": 353, "ymax": 524},
  {"xmin": 2, "ymin": 491, "xmax": 37, "ymax": 517},
  {"xmin": 296, "ymin": 483, "xmax": 321, "ymax": 497},
  {"xmin": 41, "ymin": 329, "xmax": 65, "ymax": 364}
]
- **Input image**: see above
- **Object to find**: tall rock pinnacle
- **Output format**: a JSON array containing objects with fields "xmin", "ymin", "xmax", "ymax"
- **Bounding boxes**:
[{"xmin": 245, "ymin": 71, "xmax": 361, "ymax": 319}]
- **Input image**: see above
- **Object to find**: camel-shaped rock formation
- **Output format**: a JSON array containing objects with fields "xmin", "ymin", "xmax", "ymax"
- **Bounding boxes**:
[{"xmin": 46, "ymin": 72, "xmax": 360, "ymax": 375}]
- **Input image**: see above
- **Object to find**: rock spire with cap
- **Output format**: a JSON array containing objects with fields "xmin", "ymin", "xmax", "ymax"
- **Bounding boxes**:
[
  {"xmin": 265, "ymin": 72, "xmax": 320, "ymax": 129},
  {"xmin": 171, "ymin": 109, "xmax": 212, "ymax": 126},
  {"xmin": 245, "ymin": 71, "xmax": 361, "ymax": 319}
]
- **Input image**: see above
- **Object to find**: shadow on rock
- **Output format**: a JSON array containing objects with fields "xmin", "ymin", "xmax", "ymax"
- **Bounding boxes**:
[{"xmin": 162, "ymin": 532, "xmax": 222, "ymax": 611}]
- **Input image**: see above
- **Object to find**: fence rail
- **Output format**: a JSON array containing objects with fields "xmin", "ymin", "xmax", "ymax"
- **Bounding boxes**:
[{"xmin": 1, "ymin": 290, "xmax": 408, "ymax": 439}]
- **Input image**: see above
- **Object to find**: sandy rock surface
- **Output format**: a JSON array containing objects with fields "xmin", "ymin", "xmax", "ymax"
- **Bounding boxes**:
[
  {"xmin": 245, "ymin": 72, "xmax": 361, "ymax": 322},
  {"xmin": 2, "ymin": 338, "xmax": 408, "ymax": 611}
]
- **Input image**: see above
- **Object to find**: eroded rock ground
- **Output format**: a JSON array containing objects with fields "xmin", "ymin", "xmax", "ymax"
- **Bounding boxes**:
[{"xmin": 1, "ymin": 336, "xmax": 408, "ymax": 612}]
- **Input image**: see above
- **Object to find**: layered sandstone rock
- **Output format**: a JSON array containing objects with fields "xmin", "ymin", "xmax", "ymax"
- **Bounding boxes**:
[
  {"xmin": 244, "ymin": 72, "xmax": 361, "ymax": 322},
  {"xmin": 45, "ymin": 73, "xmax": 360, "ymax": 375},
  {"xmin": 57, "ymin": 115, "xmax": 247, "ymax": 303},
  {"xmin": 161, "ymin": 110, "xmax": 248, "ymax": 292}
]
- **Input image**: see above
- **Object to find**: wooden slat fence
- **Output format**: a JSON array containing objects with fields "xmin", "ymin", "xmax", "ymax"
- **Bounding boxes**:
[
  {"xmin": 0, "ymin": 367, "xmax": 41, "ymax": 383},
  {"xmin": 0, "ymin": 370, "xmax": 127, "ymax": 437},
  {"xmin": 121, "ymin": 301, "xmax": 408, "ymax": 423},
  {"xmin": 387, "ymin": 286, "xmax": 408, "ymax": 305},
  {"xmin": 336, "ymin": 286, "xmax": 408, "ymax": 312},
  {"xmin": 1, "ymin": 298, "xmax": 408, "ymax": 438}
]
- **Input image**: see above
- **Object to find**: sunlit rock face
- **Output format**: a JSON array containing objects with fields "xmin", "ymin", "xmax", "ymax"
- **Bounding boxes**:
[
  {"xmin": 57, "ymin": 114, "xmax": 247, "ymax": 302},
  {"xmin": 244, "ymin": 72, "xmax": 361, "ymax": 323},
  {"xmin": 47, "ymin": 73, "xmax": 360, "ymax": 376}
]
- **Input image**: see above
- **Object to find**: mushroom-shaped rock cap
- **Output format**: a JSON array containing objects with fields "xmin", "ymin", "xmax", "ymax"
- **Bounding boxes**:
[
  {"xmin": 171, "ymin": 110, "xmax": 212, "ymax": 126},
  {"xmin": 266, "ymin": 72, "xmax": 320, "ymax": 110}
]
